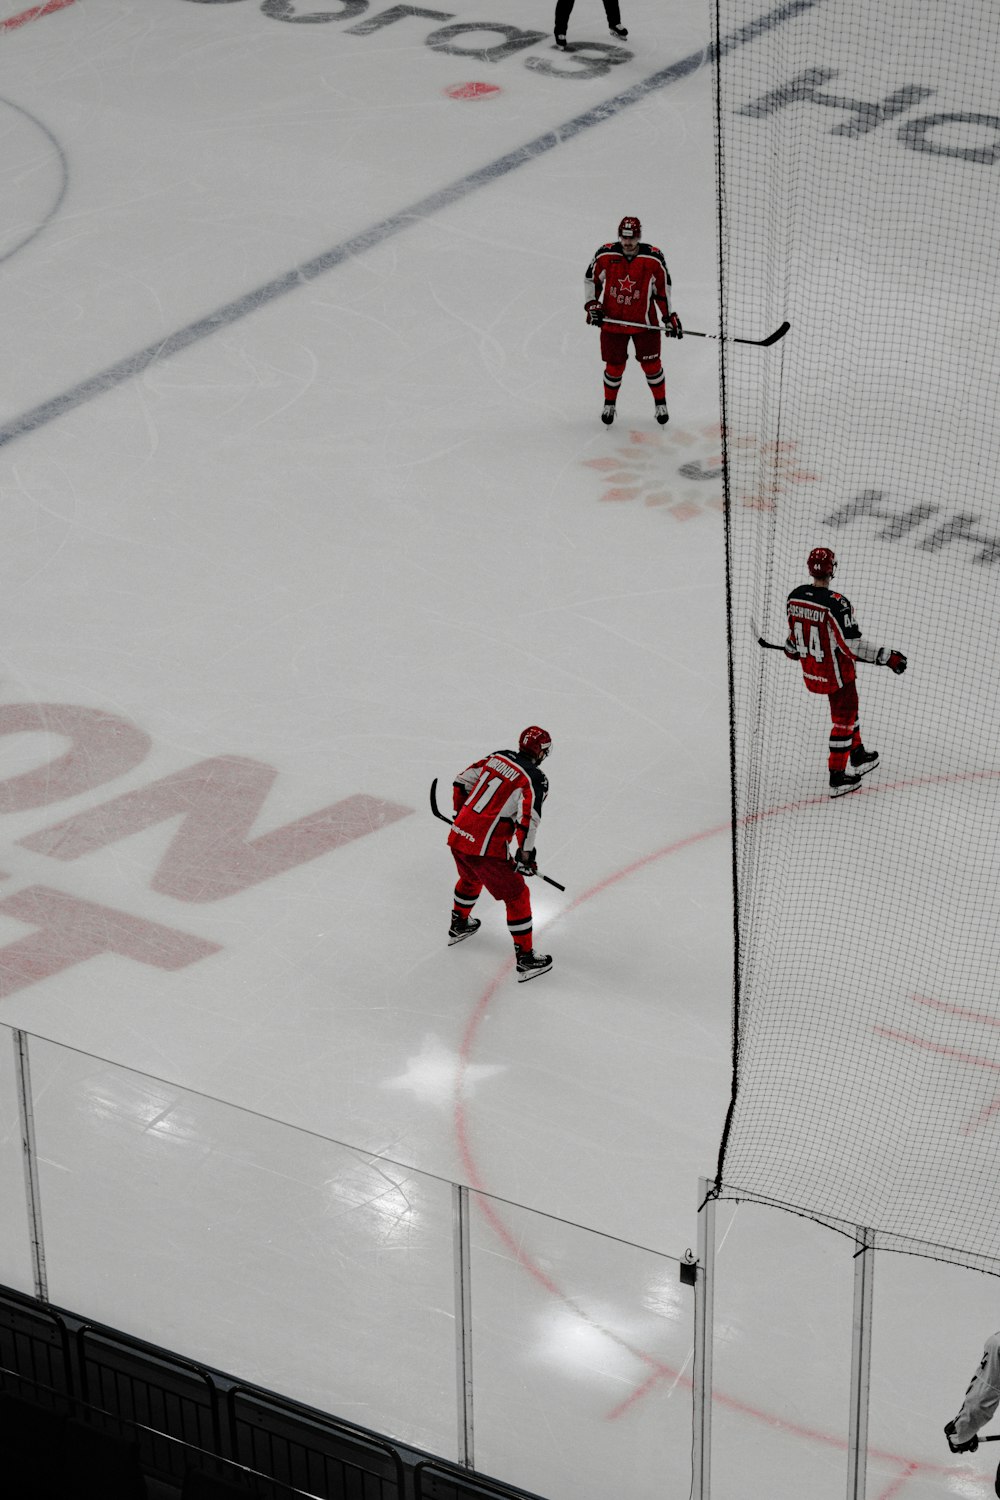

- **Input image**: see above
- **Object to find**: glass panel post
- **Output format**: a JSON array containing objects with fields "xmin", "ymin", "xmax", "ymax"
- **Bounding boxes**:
[
  {"xmin": 693, "ymin": 1177, "xmax": 716, "ymax": 1500},
  {"xmin": 13, "ymin": 1029, "xmax": 48, "ymax": 1302},
  {"xmin": 847, "ymin": 1228, "xmax": 874, "ymax": 1500},
  {"xmin": 452, "ymin": 1181, "xmax": 474, "ymax": 1468}
]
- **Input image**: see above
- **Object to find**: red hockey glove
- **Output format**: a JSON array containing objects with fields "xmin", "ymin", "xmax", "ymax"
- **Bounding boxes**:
[
  {"xmin": 666, "ymin": 312, "xmax": 683, "ymax": 339},
  {"xmin": 944, "ymin": 1421, "xmax": 978, "ymax": 1454},
  {"xmin": 514, "ymin": 848, "xmax": 538, "ymax": 877},
  {"xmin": 886, "ymin": 650, "xmax": 907, "ymax": 675},
  {"xmin": 585, "ymin": 300, "xmax": 604, "ymax": 327}
]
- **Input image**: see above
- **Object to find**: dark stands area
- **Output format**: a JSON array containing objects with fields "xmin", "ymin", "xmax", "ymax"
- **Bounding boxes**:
[{"xmin": 0, "ymin": 1283, "xmax": 547, "ymax": 1500}]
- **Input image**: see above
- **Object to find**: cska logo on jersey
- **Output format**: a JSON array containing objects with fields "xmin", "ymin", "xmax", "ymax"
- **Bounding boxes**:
[{"xmin": 617, "ymin": 274, "xmax": 638, "ymax": 305}]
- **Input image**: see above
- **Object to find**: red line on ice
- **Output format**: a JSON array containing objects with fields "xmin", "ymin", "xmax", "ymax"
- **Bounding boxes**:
[
  {"xmin": 0, "ymin": 0, "xmax": 77, "ymax": 33},
  {"xmin": 912, "ymin": 991, "xmax": 1000, "ymax": 1029},
  {"xmin": 874, "ymin": 1025, "xmax": 1000, "ymax": 1073},
  {"xmin": 452, "ymin": 766, "xmax": 1000, "ymax": 1479}
]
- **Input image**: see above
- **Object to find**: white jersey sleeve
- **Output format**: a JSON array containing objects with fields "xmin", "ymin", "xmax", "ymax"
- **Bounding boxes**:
[
  {"xmin": 949, "ymin": 1332, "xmax": 1000, "ymax": 1443},
  {"xmin": 851, "ymin": 634, "xmax": 883, "ymax": 664}
]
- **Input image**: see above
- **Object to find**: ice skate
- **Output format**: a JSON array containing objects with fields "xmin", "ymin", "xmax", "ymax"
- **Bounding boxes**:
[
  {"xmin": 554, "ymin": 31, "xmax": 568, "ymax": 48},
  {"xmin": 601, "ymin": 402, "xmax": 616, "ymax": 425},
  {"xmin": 654, "ymin": 402, "xmax": 669, "ymax": 425},
  {"xmin": 829, "ymin": 769, "xmax": 863, "ymax": 799},
  {"xmin": 609, "ymin": 23, "xmax": 628, "ymax": 38},
  {"xmin": 448, "ymin": 915, "xmax": 481, "ymax": 946},
  {"xmin": 849, "ymin": 747, "xmax": 879, "ymax": 777},
  {"xmin": 516, "ymin": 949, "xmax": 553, "ymax": 983}
]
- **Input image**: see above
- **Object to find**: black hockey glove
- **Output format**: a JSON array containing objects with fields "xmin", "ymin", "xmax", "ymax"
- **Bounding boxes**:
[
  {"xmin": 585, "ymin": 300, "xmax": 604, "ymax": 327},
  {"xmin": 666, "ymin": 312, "xmax": 683, "ymax": 339},
  {"xmin": 945, "ymin": 1420, "xmax": 978, "ymax": 1454},
  {"xmin": 514, "ymin": 848, "xmax": 538, "ymax": 877},
  {"xmin": 886, "ymin": 650, "xmax": 907, "ymax": 675}
]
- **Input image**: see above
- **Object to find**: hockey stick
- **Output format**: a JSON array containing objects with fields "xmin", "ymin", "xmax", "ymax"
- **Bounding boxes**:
[
  {"xmin": 430, "ymin": 779, "xmax": 566, "ymax": 892},
  {"xmin": 752, "ymin": 617, "xmax": 874, "ymax": 667},
  {"xmin": 750, "ymin": 615, "xmax": 787, "ymax": 652},
  {"xmin": 602, "ymin": 317, "xmax": 790, "ymax": 347}
]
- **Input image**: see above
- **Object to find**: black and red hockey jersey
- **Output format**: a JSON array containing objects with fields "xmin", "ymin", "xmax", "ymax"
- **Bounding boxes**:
[
  {"xmin": 449, "ymin": 748, "xmax": 547, "ymax": 860},
  {"xmin": 585, "ymin": 241, "xmax": 672, "ymax": 328},
  {"xmin": 784, "ymin": 584, "xmax": 863, "ymax": 693}
]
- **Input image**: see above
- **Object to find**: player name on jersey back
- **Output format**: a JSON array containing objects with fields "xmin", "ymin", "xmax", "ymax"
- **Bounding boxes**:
[{"xmin": 485, "ymin": 756, "xmax": 520, "ymax": 782}]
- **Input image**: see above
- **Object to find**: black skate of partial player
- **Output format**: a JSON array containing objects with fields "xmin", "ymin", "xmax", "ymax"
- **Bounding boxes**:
[
  {"xmin": 516, "ymin": 949, "xmax": 553, "ymax": 983},
  {"xmin": 849, "ymin": 747, "xmax": 879, "ymax": 777},
  {"xmin": 448, "ymin": 915, "xmax": 482, "ymax": 946},
  {"xmin": 829, "ymin": 770, "xmax": 863, "ymax": 799}
]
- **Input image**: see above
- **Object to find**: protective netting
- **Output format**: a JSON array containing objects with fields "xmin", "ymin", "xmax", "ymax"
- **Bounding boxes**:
[{"xmin": 713, "ymin": 0, "xmax": 1000, "ymax": 1272}]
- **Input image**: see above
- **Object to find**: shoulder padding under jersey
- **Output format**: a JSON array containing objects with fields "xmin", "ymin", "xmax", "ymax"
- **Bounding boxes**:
[
  {"xmin": 501, "ymin": 749, "xmax": 548, "ymax": 809},
  {"xmin": 787, "ymin": 584, "xmax": 859, "ymax": 639}
]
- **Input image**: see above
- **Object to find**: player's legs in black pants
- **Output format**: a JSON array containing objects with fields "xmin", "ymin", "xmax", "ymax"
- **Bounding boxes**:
[
  {"xmin": 554, "ymin": 0, "xmax": 624, "ymax": 39},
  {"xmin": 553, "ymin": 0, "xmax": 575, "ymax": 36}
]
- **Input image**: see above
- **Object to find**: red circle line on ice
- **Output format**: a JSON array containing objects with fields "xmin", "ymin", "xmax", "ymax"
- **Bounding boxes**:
[
  {"xmin": 452, "ymin": 766, "xmax": 1000, "ymax": 1495},
  {"xmin": 445, "ymin": 82, "xmax": 502, "ymax": 100}
]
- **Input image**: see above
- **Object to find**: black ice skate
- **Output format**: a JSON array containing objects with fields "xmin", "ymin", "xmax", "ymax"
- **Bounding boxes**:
[
  {"xmin": 516, "ymin": 949, "xmax": 553, "ymax": 983},
  {"xmin": 554, "ymin": 31, "xmax": 568, "ymax": 47},
  {"xmin": 601, "ymin": 402, "xmax": 617, "ymax": 425},
  {"xmin": 448, "ymin": 915, "xmax": 482, "ymax": 946},
  {"xmin": 829, "ymin": 769, "xmax": 863, "ymax": 799},
  {"xmin": 609, "ymin": 23, "xmax": 628, "ymax": 38},
  {"xmin": 849, "ymin": 747, "xmax": 879, "ymax": 777},
  {"xmin": 654, "ymin": 402, "xmax": 669, "ymax": 425}
]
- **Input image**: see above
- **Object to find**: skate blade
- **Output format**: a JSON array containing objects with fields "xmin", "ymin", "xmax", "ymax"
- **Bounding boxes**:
[
  {"xmin": 829, "ymin": 781, "xmax": 862, "ymax": 799},
  {"xmin": 853, "ymin": 756, "xmax": 879, "ymax": 778},
  {"xmin": 448, "ymin": 924, "xmax": 480, "ymax": 946},
  {"xmin": 517, "ymin": 962, "xmax": 553, "ymax": 983}
]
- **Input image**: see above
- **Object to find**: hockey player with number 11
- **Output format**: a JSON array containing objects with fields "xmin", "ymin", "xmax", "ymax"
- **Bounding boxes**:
[
  {"xmin": 447, "ymin": 727, "xmax": 554, "ymax": 983},
  {"xmin": 785, "ymin": 548, "xmax": 907, "ymax": 798}
]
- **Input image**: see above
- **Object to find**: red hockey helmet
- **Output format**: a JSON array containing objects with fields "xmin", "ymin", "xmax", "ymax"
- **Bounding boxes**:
[
  {"xmin": 519, "ymin": 726, "xmax": 552, "ymax": 762},
  {"xmin": 807, "ymin": 546, "xmax": 837, "ymax": 579},
  {"xmin": 618, "ymin": 216, "xmax": 641, "ymax": 241}
]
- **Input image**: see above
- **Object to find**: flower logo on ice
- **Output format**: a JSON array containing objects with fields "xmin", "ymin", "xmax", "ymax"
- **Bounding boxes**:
[{"xmin": 581, "ymin": 427, "xmax": 819, "ymax": 519}]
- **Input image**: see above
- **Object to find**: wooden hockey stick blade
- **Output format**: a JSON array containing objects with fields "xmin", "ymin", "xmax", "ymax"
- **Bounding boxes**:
[
  {"xmin": 429, "ymin": 778, "xmax": 453, "ymax": 825},
  {"xmin": 759, "ymin": 320, "xmax": 791, "ymax": 346}
]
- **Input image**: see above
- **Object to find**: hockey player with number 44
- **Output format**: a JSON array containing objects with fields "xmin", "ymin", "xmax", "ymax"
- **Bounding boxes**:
[
  {"xmin": 447, "ymin": 727, "xmax": 553, "ymax": 983},
  {"xmin": 785, "ymin": 548, "xmax": 907, "ymax": 798}
]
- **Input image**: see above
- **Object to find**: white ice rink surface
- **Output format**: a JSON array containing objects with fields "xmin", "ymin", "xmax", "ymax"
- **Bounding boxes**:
[{"xmin": 0, "ymin": 2, "xmax": 999, "ymax": 1498}]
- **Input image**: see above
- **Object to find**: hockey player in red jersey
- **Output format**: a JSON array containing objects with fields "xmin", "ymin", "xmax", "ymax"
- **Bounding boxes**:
[
  {"xmin": 447, "ymin": 727, "xmax": 553, "ymax": 983},
  {"xmin": 785, "ymin": 548, "xmax": 907, "ymax": 798},
  {"xmin": 584, "ymin": 216, "xmax": 682, "ymax": 427}
]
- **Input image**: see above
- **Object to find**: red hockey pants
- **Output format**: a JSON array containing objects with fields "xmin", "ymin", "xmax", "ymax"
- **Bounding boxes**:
[
  {"xmin": 451, "ymin": 851, "xmax": 533, "ymax": 952},
  {"xmin": 826, "ymin": 680, "xmax": 862, "ymax": 772}
]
